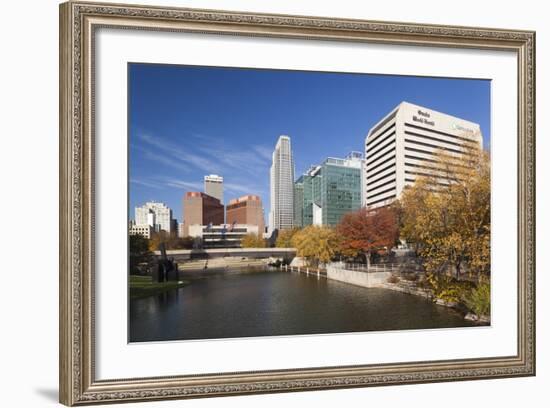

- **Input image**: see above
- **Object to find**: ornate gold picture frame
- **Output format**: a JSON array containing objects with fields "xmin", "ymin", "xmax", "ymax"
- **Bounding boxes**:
[{"xmin": 59, "ymin": 1, "xmax": 535, "ymax": 405}]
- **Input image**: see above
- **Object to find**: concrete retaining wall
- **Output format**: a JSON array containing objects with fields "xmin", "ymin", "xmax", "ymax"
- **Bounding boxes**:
[{"xmin": 326, "ymin": 264, "xmax": 391, "ymax": 288}]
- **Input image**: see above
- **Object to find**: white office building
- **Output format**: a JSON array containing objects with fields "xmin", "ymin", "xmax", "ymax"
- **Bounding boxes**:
[
  {"xmin": 135, "ymin": 201, "xmax": 174, "ymax": 233},
  {"xmin": 204, "ymin": 174, "xmax": 224, "ymax": 203},
  {"xmin": 364, "ymin": 101, "xmax": 483, "ymax": 208},
  {"xmin": 178, "ymin": 222, "xmax": 186, "ymax": 238},
  {"xmin": 129, "ymin": 224, "xmax": 154, "ymax": 239},
  {"xmin": 269, "ymin": 135, "xmax": 295, "ymax": 231}
]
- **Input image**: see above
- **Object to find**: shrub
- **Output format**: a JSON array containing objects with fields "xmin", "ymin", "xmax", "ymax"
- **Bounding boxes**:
[
  {"xmin": 416, "ymin": 279, "xmax": 427, "ymax": 289},
  {"xmin": 402, "ymin": 273, "xmax": 418, "ymax": 282},
  {"xmin": 387, "ymin": 275, "xmax": 400, "ymax": 284},
  {"xmin": 463, "ymin": 281, "xmax": 491, "ymax": 317},
  {"xmin": 426, "ymin": 273, "xmax": 474, "ymax": 303}
]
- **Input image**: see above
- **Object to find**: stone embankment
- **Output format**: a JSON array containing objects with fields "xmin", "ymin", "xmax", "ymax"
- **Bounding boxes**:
[
  {"xmin": 382, "ymin": 278, "xmax": 490, "ymax": 324},
  {"xmin": 378, "ymin": 279, "xmax": 432, "ymax": 299}
]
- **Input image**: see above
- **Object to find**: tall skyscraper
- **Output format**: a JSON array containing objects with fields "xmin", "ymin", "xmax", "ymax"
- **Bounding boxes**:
[
  {"xmin": 294, "ymin": 152, "xmax": 364, "ymax": 227},
  {"xmin": 364, "ymin": 101, "xmax": 483, "ymax": 208},
  {"xmin": 204, "ymin": 174, "xmax": 224, "ymax": 203},
  {"xmin": 226, "ymin": 194, "xmax": 265, "ymax": 234},
  {"xmin": 269, "ymin": 135, "xmax": 295, "ymax": 231},
  {"xmin": 135, "ymin": 201, "xmax": 174, "ymax": 233}
]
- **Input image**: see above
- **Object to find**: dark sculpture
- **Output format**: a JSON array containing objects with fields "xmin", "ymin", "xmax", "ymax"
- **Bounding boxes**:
[
  {"xmin": 152, "ymin": 242, "xmax": 179, "ymax": 282},
  {"xmin": 267, "ymin": 228, "xmax": 279, "ymax": 248}
]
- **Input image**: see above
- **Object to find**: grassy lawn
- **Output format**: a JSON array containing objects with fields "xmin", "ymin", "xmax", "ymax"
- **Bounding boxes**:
[{"xmin": 129, "ymin": 275, "xmax": 190, "ymax": 300}]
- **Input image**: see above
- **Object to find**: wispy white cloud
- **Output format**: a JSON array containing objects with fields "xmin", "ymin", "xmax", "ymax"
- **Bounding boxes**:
[
  {"xmin": 134, "ymin": 132, "xmax": 272, "ymax": 204},
  {"xmin": 161, "ymin": 178, "xmax": 203, "ymax": 191},
  {"xmin": 158, "ymin": 178, "xmax": 267, "ymax": 199},
  {"xmin": 138, "ymin": 133, "xmax": 221, "ymax": 173},
  {"xmin": 224, "ymin": 182, "xmax": 256, "ymax": 194},
  {"xmin": 188, "ymin": 132, "xmax": 219, "ymax": 143},
  {"xmin": 195, "ymin": 144, "xmax": 271, "ymax": 177},
  {"xmin": 136, "ymin": 131, "xmax": 275, "ymax": 180},
  {"xmin": 224, "ymin": 179, "xmax": 269, "ymax": 198},
  {"xmin": 130, "ymin": 178, "xmax": 164, "ymax": 189},
  {"xmin": 131, "ymin": 176, "xmax": 206, "ymax": 193},
  {"xmin": 252, "ymin": 145, "xmax": 273, "ymax": 161},
  {"xmin": 132, "ymin": 144, "xmax": 190, "ymax": 173}
]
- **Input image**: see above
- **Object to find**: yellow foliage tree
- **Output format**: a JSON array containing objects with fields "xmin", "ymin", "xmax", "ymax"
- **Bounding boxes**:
[
  {"xmin": 148, "ymin": 231, "xmax": 194, "ymax": 251},
  {"xmin": 148, "ymin": 231, "xmax": 169, "ymax": 252},
  {"xmin": 400, "ymin": 146, "xmax": 490, "ymax": 282},
  {"xmin": 240, "ymin": 233, "xmax": 266, "ymax": 248},
  {"xmin": 290, "ymin": 225, "xmax": 340, "ymax": 267},
  {"xmin": 275, "ymin": 228, "xmax": 299, "ymax": 248}
]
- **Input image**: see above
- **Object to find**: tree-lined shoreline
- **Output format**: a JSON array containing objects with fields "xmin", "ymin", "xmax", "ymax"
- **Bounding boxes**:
[{"xmin": 130, "ymin": 147, "xmax": 490, "ymax": 319}]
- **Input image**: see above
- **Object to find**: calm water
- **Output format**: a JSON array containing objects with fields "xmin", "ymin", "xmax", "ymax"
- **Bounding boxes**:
[{"xmin": 129, "ymin": 268, "xmax": 477, "ymax": 342}]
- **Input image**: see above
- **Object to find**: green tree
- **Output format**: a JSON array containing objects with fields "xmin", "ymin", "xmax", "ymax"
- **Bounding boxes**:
[
  {"xmin": 291, "ymin": 225, "xmax": 340, "ymax": 267},
  {"xmin": 129, "ymin": 234, "xmax": 152, "ymax": 274},
  {"xmin": 463, "ymin": 278, "xmax": 491, "ymax": 317},
  {"xmin": 240, "ymin": 233, "xmax": 266, "ymax": 248}
]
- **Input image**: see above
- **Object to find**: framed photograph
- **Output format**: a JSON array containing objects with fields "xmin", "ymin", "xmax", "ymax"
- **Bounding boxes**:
[{"xmin": 59, "ymin": 1, "xmax": 535, "ymax": 405}]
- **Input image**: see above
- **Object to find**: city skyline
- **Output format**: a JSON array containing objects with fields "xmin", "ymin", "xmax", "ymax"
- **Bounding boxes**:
[{"xmin": 129, "ymin": 63, "xmax": 491, "ymax": 223}]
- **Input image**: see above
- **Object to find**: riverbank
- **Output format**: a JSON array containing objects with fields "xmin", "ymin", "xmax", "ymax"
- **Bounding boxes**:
[
  {"xmin": 377, "ymin": 278, "xmax": 490, "ymax": 324},
  {"xmin": 322, "ymin": 263, "xmax": 489, "ymax": 324},
  {"xmin": 129, "ymin": 275, "xmax": 190, "ymax": 299}
]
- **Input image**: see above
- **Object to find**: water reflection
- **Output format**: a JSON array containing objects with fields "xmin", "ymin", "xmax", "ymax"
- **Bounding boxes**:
[{"xmin": 129, "ymin": 268, "xmax": 477, "ymax": 342}]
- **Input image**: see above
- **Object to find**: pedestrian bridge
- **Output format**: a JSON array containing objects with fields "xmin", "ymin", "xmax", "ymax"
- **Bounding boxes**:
[{"xmin": 154, "ymin": 247, "xmax": 297, "ymax": 262}]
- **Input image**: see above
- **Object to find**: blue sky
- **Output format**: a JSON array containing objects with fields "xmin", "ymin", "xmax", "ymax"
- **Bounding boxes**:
[{"xmin": 129, "ymin": 63, "xmax": 491, "ymax": 223}]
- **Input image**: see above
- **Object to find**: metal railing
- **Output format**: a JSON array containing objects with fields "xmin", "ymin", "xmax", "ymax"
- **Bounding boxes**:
[
  {"xmin": 280, "ymin": 264, "xmax": 328, "ymax": 277},
  {"xmin": 278, "ymin": 262, "xmax": 424, "ymax": 276},
  {"xmin": 332, "ymin": 262, "xmax": 424, "ymax": 274}
]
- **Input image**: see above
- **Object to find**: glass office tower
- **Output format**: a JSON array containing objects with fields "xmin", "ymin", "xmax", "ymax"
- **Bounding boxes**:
[
  {"xmin": 294, "ymin": 152, "xmax": 363, "ymax": 227},
  {"xmin": 293, "ymin": 177, "xmax": 304, "ymax": 228}
]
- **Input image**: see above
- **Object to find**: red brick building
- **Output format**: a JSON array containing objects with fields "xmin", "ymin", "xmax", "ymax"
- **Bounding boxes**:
[
  {"xmin": 182, "ymin": 192, "xmax": 224, "ymax": 236},
  {"xmin": 226, "ymin": 195, "xmax": 265, "ymax": 235}
]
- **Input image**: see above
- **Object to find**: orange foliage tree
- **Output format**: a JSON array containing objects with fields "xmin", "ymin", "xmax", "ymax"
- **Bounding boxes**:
[{"xmin": 336, "ymin": 207, "xmax": 399, "ymax": 267}]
